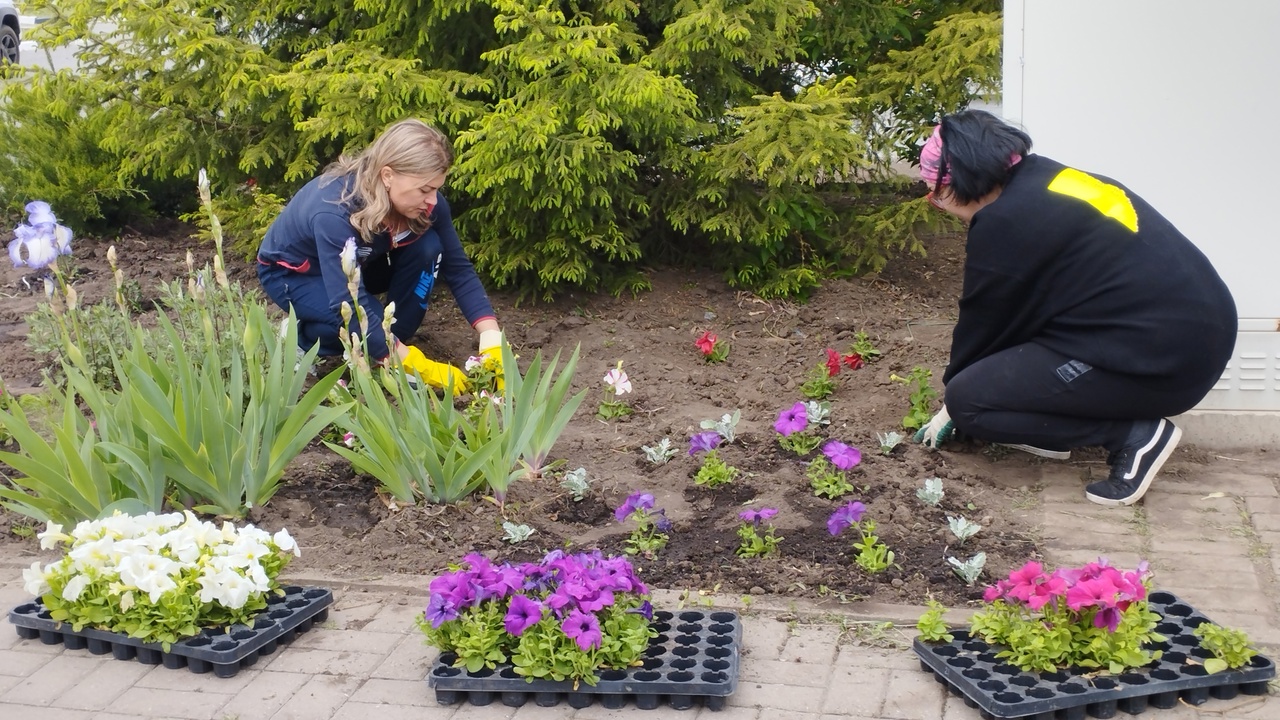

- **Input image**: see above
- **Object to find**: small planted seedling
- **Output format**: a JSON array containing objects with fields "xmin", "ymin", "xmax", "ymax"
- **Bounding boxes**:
[
  {"xmin": 850, "ymin": 330, "xmax": 881, "ymax": 361},
  {"xmin": 877, "ymin": 431, "xmax": 904, "ymax": 454},
  {"xmin": 947, "ymin": 515, "xmax": 982, "ymax": 545},
  {"xmin": 916, "ymin": 599, "xmax": 954, "ymax": 643},
  {"xmin": 948, "ymin": 552, "xmax": 986, "ymax": 585},
  {"xmin": 1193, "ymin": 622, "xmax": 1259, "ymax": 673},
  {"xmin": 854, "ymin": 520, "xmax": 895, "ymax": 574},
  {"xmin": 502, "ymin": 521, "xmax": 535, "ymax": 544},
  {"xmin": 700, "ymin": 409, "xmax": 742, "ymax": 443},
  {"xmin": 890, "ymin": 366, "xmax": 939, "ymax": 431},
  {"xmin": 804, "ymin": 400, "xmax": 832, "ymax": 426},
  {"xmin": 559, "ymin": 467, "xmax": 589, "ymax": 501},
  {"xmin": 917, "ymin": 477, "xmax": 945, "ymax": 506},
  {"xmin": 694, "ymin": 450, "xmax": 738, "ymax": 488},
  {"xmin": 640, "ymin": 437, "xmax": 679, "ymax": 465},
  {"xmin": 807, "ymin": 457, "xmax": 853, "ymax": 499}
]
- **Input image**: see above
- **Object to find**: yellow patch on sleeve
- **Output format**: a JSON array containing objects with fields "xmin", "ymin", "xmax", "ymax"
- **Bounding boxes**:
[{"xmin": 1047, "ymin": 168, "xmax": 1139, "ymax": 232}]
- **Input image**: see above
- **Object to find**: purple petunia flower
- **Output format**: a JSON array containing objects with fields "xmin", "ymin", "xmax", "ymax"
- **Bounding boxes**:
[
  {"xmin": 562, "ymin": 609, "xmax": 603, "ymax": 651},
  {"xmin": 689, "ymin": 431, "xmax": 722, "ymax": 456},
  {"xmin": 774, "ymin": 402, "xmax": 808, "ymax": 436},
  {"xmin": 629, "ymin": 600, "xmax": 654, "ymax": 620},
  {"xmin": 614, "ymin": 491, "xmax": 656, "ymax": 522},
  {"xmin": 826, "ymin": 501, "xmax": 867, "ymax": 536},
  {"xmin": 503, "ymin": 594, "xmax": 544, "ymax": 636},
  {"xmin": 652, "ymin": 508, "xmax": 673, "ymax": 533},
  {"xmin": 822, "ymin": 441, "xmax": 862, "ymax": 471},
  {"xmin": 738, "ymin": 507, "xmax": 779, "ymax": 525},
  {"xmin": 425, "ymin": 593, "xmax": 459, "ymax": 628}
]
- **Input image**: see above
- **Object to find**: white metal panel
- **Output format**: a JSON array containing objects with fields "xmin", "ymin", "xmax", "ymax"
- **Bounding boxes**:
[{"xmin": 1003, "ymin": 0, "xmax": 1280, "ymax": 411}]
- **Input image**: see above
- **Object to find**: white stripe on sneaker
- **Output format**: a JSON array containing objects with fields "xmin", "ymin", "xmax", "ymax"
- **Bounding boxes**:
[{"xmin": 1122, "ymin": 419, "xmax": 1166, "ymax": 481}]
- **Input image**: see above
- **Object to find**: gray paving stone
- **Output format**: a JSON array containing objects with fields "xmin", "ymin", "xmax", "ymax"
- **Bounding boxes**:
[
  {"xmin": 372, "ymin": 633, "xmax": 436, "ymax": 680},
  {"xmin": 261, "ymin": 646, "xmax": 386, "ymax": 676},
  {"xmin": 323, "ymin": 595, "xmax": 387, "ymax": 631},
  {"xmin": 573, "ymin": 704, "xmax": 697, "ymax": 719},
  {"xmin": 269, "ymin": 673, "xmax": 362, "ymax": 720},
  {"xmin": 819, "ymin": 666, "xmax": 889, "ymax": 715},
  {"xmin": 109, "ymin": 685, "xmax": 226, "ymax": 719},
  {"xmin": 735, "ymin": 679, "xmax": 826, "ymax": 713},
  {"xmin": 350, "ymin": 677, "xmax": 438, "ymax": 706},
  {"xmin": 879, "ymin": 668, "xmax": 947, "ymax": 719},
  {"xmin": 361, "ymin": 599, "xmax": 424, "ymax": 635},
  {"xmin": 289, "ymin": 627, "xmax": 404, "ymax": 655},
  {"xmin": 0, "ymin": 706, "xmax": 97, "ymax": 719},
  {"xmin": 694, "ymin": 705, "xmax": 760, "ymax": 719},
  {"xmin": 134, "ymin": 662, "xmax": 259, "ymax": 693},
  {"xmin": 0, "ymin": 654, "xmax": 104, "ymax": 705},
  {"xmin": 449, "ymin": 701, "xmax": 517, "ymax": 719},
  {"xmin": 0, "ymin": 648, "xmax": 56, "ymax": 677},
  {"xmin": 217, "ymin": 670, "xmax": 311, "ymax": 720},
  {"xmin": 51, "ymin": 659, "xmax": 153, "ymax": 710},
  {"xmin": 1163, "ymin": 473, "xmax": 1278, "ymax": 498},
  {"xmin": 332, "ymin": 701, "xmax": 457, "ymax": 719},
  {"xmin": 740, "ymin": 658, "xmax": 831, "ymax": 687},
  {"xmin": 778, "ymin": 626, "xmax": 840, "ymax": 664},
  {"xmin": 509, "ymin": 703, "xmax": 576, "ymax": 719}
]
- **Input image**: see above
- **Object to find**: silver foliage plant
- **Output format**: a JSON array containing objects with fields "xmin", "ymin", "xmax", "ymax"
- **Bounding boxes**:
[
  {"xmin": 640, "ymin": 437, "xmax": 680, "ymax": 465},
  {"xmin": 948, "ymin": 552, "xmax": 986, "ymax": 586},
  {"xmin": 502, "ymin": 521, "xmax": 535, "ymax": 544},
  {"xmin": 947, "ymin": 516, "xmax": 982, "ymax": 544},
  {"xmin": 699, "ymin": 409, "xmax": 742, "ymax": 443},
  {"xmin": 560, "ymin": 467, "xmax": 590, "ymax": 501},
  {"xmin": 916, "ymin": 477, "xmax": 945, "ymax": 506}
]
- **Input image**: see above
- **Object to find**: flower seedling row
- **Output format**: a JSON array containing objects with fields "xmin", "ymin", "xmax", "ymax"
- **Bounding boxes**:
[
  {"xmin": 428, "ymin": 610, "xmax": 742, "ymax": 711},
  {"xmin": 914, "ymin": 591, "xmax": 1275, "ymax": 719},
  {"xmin": 8, "ymin": 585, "xmax": 332, "ymax": 678}
]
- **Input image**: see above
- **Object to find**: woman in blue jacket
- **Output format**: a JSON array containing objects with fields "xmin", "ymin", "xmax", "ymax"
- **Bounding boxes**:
[
  {"xmin": 914, "ymin": 110, "xmax": 1236, "ymax": 506},
  {"xmin": 257, "ymin": 119, "xmax": 502, "ymax": 392}
]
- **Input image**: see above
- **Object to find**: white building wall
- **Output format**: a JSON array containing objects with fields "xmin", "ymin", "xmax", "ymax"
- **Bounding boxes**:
[{"xmin": 1003, "ymin": 0, "xmax": 1280, "ymax": 419}]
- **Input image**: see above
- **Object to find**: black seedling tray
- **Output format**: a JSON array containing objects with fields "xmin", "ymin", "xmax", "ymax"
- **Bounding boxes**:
[
  {"xmin": 8, "ymin": 585, "xmax": 332, "ymax": 678},
  {"xmin": 915, "ymin": 591, "xmax": 1275, "ymax": 719},
  {"xmin": 428, "ymin": 609, "xmax": 741, "ymax": 711}
]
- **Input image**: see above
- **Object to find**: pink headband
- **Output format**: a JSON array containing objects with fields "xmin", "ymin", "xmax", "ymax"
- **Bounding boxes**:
[
  {"xmin": 919, "ymin": 124, "xmax": 1025, "ymax": 188},
  {"xmin": 919, "ymin": 125, "xmax": 949, "ymax": 187}
]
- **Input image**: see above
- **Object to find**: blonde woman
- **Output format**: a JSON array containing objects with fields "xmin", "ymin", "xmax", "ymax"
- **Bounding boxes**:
[{"xmin": 257, "ymin": 119, "xmax": 502, "ymax": 391}]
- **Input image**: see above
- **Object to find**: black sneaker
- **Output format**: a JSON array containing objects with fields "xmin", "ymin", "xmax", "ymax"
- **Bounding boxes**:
[{"xmin": 1085, "ymin": 418, "xmax": 1182, "ymax": 506}]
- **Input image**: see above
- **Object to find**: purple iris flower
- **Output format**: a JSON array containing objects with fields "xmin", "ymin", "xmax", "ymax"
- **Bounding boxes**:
[
  {"xmin": 689, "ymin": 431, "xmax": 722, "ymax": 456},
  {"xmin": 503, "ymin": 594, "xmax": 544, "ymax": 635},
  {"xmin": 738, "ymin": 507, "xmax": 779, "ymax": 525},
  {"xmin": 822, "ymin": 441, "xmax": 862, "ymax": 470},
  {"xmin": 562, "ymin": 609, "xmax": 603, "ymax": 651},
  {"xmin": 425, "ymin": 593, "xmax": 459, "ymax": 628},
  {"xmin": 614, "ymin": 491, "xmax": 655, "ymax": 522},
  {"xmin": 774, "ymin": 402, "xmax": 808, "ymax": 436},
  {"xmin": 826, "ymin": 501, "xmax": 867, "ymax": 536}
]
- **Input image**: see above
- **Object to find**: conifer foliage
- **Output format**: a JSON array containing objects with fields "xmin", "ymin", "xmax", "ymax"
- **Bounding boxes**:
[{"xmin": 1, "ymin": 1, "xmax": 1000, "ymax": 298}]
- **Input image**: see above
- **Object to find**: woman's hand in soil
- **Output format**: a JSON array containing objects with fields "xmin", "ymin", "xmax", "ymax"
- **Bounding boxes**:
[{"xmin": 915, "ymin": 405, "xmax": 955, "ymax": 449}]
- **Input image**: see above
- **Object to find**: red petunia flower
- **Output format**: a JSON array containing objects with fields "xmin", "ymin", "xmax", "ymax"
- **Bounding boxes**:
[
  {"xmin": 695, "ymin": 331, "xmax": 717, "ymax": 356},
  {"xmin": 842, "ymin": 352, "xmax": 864, "ymax": 371},
  {"xmin": 824, "ymin": 348, "xmax": 841, "ymax": 377}
]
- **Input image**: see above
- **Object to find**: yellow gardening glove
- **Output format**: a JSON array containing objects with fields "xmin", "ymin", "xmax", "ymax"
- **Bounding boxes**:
[
  {"xmin": 479, "ymin": 329, "xmax": 505, "ymax": 392},
  {"xmin": 401, "ymin": 345, "xmax": 468, "ymax": 396}
]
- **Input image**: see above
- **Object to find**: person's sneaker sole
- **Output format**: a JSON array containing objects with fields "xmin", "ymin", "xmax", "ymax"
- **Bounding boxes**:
[
  {"xmin": 999, "ymin": 443, "xmax": 1071, "ymax": 460},
  {"xmin": 1086, "ymin": 420, "xmax": 1182, "ymax": 507}
]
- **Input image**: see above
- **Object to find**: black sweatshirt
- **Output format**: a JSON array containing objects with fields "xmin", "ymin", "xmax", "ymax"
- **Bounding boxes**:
[{"xmin": 944, "ymin": 155, "xmax": 1236, "ymax": 386}]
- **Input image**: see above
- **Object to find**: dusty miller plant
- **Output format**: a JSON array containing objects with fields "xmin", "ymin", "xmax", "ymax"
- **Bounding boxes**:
[
  {"xmin": 501, "ymin": 522, "xmax": 535, "ymax": 544},
  {"xmin": 700, "ymin": 409, "xmax": 742, "ymax": 443},
  {"xmin": 640, "ymin": 438, "xmax": 679, "ymax": 465},
  {"xmin": 560, "ymin": 467, "xmax": 590, "ymax": 502},
  {"xmin": 917, "ymin": 477, "xmax": 945, "ymax": 506},
  {"xmin": 948, "ymin": 552, "xmax": 986, "ymax": 586},
  {"xmin": 947, "ymin": 516, "xmax": 981, "ymax": 544}
]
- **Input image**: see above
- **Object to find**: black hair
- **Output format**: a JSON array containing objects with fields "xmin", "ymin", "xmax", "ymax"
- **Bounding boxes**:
[{"xmin": 937, "ymin": 110, "xmax": 1033, "ymax": 204}]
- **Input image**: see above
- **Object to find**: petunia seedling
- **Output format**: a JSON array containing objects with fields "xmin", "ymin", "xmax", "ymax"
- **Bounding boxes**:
[
  {"xmin": 775, "ymin": 402, "xmax": 823, "ymax": 456},
  {"xmin": 502, "ymin": 521, "xmax": 536, "ymax": 544},
  {"xmin": 699, "ymin": 409, "xmax": 742, "ymax": 443},
  {"xmin": 807, "ymin": 456, "xmax": 854, "ymax": 499},
  {"xmin": 560, "ymin": 467, "xmax": 590, "ymax": 501},
  {"xmin": 693, "ymin": 449, "xmax": 738, "ymax": 488},
  {"xmin": 1193, "ymin": 622, "xmax": 1259, "ymax": 674},
  {"xmin": 694, "ymin": 331, "xmax": 730, "ymax": 363},
  {"xmin": 947, "ymin": 516, "xmax": 982, "ymax": 545},
  {"xmin": 640, "ymin": 437, "xmax": 679, "ymax": 465},
  {"xmin": 917, "ymin": 477, "xmax": 945, "ymax": 506},
  {"xmin": 736, "ymin": 507, "xmax": 782, "ymax": 558},
  {"xmin": 948, "ymin": 552, "xmax": 986, "ymax": 586},
  {"xmin": 615, "ymin": 490, "xmax": 669, "ymax": 558},
  {"xmin": 598, "ymin": 361, "xmax": 634, "ymax": 420}
]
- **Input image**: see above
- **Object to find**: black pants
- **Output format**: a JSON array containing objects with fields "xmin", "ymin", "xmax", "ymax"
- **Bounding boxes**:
[{"xmin": 945, "ymin": 343, "xmax": 1221, "ymax": 453}]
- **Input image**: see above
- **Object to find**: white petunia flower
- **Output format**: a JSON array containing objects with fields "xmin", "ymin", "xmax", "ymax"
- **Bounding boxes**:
[
  {"xmin": 272, "ymin": 529, "xmax": 301, "ymax": 557},
  {"xmin": 62, "ymin": 574, "xmax": 90, "ymax": 602},
  {"xmin": 23, "ymin": 561, "xmax": 50, "ymax": 597},
  {"xmin": 37, "ymin": 522, "xmax": 68, "ymax": 550}
]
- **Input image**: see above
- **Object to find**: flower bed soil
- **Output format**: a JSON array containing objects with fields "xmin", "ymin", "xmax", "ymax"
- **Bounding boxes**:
[{"xmin": 0, "ymin": 221, "xmax": 1237, "ymax": 606}]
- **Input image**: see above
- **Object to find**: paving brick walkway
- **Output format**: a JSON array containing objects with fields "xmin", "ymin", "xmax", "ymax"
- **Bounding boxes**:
[{"xmin": 1, "ymin": 455, "xmax": 1277, "ymax": 719}]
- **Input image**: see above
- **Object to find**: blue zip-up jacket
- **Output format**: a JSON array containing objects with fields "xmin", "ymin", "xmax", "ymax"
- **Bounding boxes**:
[{"xmin": 258, "ymin": 174, "xmax": 494, "ymax": 358}]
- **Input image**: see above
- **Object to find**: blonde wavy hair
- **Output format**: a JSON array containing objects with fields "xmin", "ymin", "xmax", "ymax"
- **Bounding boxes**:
[{"xmin": 323, "ymin": 119, "xmax": 454, "ymax": 241}]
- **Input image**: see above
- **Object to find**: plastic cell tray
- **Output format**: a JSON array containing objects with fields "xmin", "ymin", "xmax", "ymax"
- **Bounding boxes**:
[
  {"xmin": 428, "ymin": 609, "xmax": 742, "ymax": 711},
  {"xmin": 914, "ymin": 591, "xmax": 1276, "ymax": 719},
  {"xmin": 8, "ymin": 585, "xmax": 332, "ymax": 678}
]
